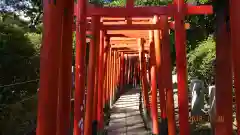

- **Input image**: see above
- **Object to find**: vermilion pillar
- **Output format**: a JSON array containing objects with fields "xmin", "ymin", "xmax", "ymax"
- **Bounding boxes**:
[
  {"xmin": 107, "ymin": 52, "xmax": 110, "ymax": 104},
  {"xmin": 56, "ymin": 0, "xmax": 74, "ymax": 134},
  {"xmin": 137, "ymin": 62, "xmax": 140, "ymax": 85},
  {"xmin": 160, "ymin": 15, "xmax": 176, "ymax": 135},
  {"xmin": 107, "ymin": 50, "xmax": 111, "ymax": 106},
  {"xmin": 126, "ymin": 55, "xmax": 130, "ymax": 85},
  {"xmin": 127, "ymin": 57, "xmax": 130, "ymax": 84},
  {"xmin": 125, "ymin": 55, "xmax": 128, "ymax": 85},
  {"xmin": 113, "ymin": 51, "xmax": 116, "ymax": 102},
  {"xmin": 118, "ymin": 54, "xmax": 121, "ymax": 87},
  {"xmin": 92, "ymin": 16, "xmax": 100, "ymax": 134},
  {"xmin": 149, "ymin": 33, "xmax": 159, "ymax": 134},
  {"xmin": 112, "ymin": 51, "xmax": 115, "ymax": 103},
  {"xmin": 127, "ymin": 57, "xmax": 130, "ymax": 85},
  {"xmin": 106, "ymin": 49, "xmax": 111, "ymax": 105},
  {"xmin": 173, "ymin": 0, "xmax": 190, "ymax": 134},
  {"xmin": 132, "ymin": 58, "xmax": 135, "ymax": 85},
  {"xmin": 129, "ymin": 58, "xmax": 132, "ymax": 84},
  {"xmin": 121, "ymin": 54, "xmax": 123, "ymax": 89},
  {"xmin": 103, "ymin": 36, "xmax": 110, "ymax": 106},
  {"xmin": 120, "ymin": 52, "xmax": 125, "ymax": 94},
  {"xmin": 37, "ymin": 0, "xmax": 64, "ymax": 134},
  {"xmin": 133, "ymin": 60, "xmax": 138, "ymax": 87},
  {"xmin": 126, "ymin": 0, "xmax": 134, "ymax": 24},
  {"xmin": 116, "ymin": 53, "xmax": 119, "ymax": 85},
  {"xmin": 153, "ymin": 16, "xmax": 167, "ymax": 119},
  {"xmin": 103, "ymin": 73, "xmax": 107, "ymax": 106},
  {"xmin": 215, "ymin": 3, "xmax": 232, "ymax": 135},
  {"xmin": 129, "ymin": 57, "xmax": 132, "ymax": 84},
  {"xmin": 230, "ymin": 0, "xmax": 240, "ymax": 133},
  {"xmin": 97, "ymin": 30, "xmax": 105, "ymax": 131},
  {"xmin": 109, "ymin": 50, "xmax": 113, "ymax": 107},
  {"xmin": 84, "ymin": 16, "xmax": 99, "ymax": 135},
  {"xmin": 113, "ymin": 51, "xmax": 117, "ymax": 102},
  {"xmin": 136, "ymin": 60, "xmax": 139, "ymax": 87},
  {"xmin": 116, "ymin": 52, "xmax": 120, "ymax": 88},
  {"xmin": 148, "ymin": 56, "xmax": 151, "ymax": 85},
  {"xmin": 139, "ymin": 38, "xmax": 150, "ymax": 111},
  {"xmin": 111, "ymin": 52, "xmax": 115, "ymax": 103},
  {"xmin": 74, "ymin": 0, "xmax": 87, "ymax": 134}
]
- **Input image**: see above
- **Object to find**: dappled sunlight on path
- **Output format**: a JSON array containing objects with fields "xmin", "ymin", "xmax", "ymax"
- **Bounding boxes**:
[{"xmin": 107, "ymin": 89, "xmax": 149, "ymax": 135}]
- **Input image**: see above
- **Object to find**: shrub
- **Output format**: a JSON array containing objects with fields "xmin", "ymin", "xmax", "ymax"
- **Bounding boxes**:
[
  {"xmin": 0, "ymin": 22, "xmax": 40, "ymax": 135},
  {"xmin": 24, "ymin": 32, "xmax": 42, "ymax": 55},
  {"xmin": 187, "ymin": 36, "xmax": 215, "ymax": 86}
]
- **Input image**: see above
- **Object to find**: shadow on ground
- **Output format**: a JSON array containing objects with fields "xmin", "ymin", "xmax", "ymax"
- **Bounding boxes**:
[{"xmin": 106, "ymin": 89, "xmax": 150, "ymax": 135}]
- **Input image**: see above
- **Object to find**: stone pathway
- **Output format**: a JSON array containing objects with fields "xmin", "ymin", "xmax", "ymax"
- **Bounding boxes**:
[{"xmin": 107, "ymin": 89, "xmax": 149, "ymax": 135}]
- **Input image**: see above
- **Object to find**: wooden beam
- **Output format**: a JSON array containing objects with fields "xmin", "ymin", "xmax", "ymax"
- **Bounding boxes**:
[
  {"xmin": 107, "ymin": 30, "xmax": 149, "ymax": 38},
  {"xmin": 111, "ymin": 47, "xmax": 149, "ymax": 51},
  {"xmin": 101, "ymin": 22, "xmax": 190, "ymax": 30},
  {"xmin": 186, "ymin": 5, "xmax": 213, "ymax": 15},
  {"xmin": 73, "ymin": 21, "xmax": 190, "ymax": 31},
  {"xmin": 102, "ymin": 24, "xmax": 161, "ymax": 30},
  {"xmin": 86, "ymin": 6, "xmax": 173, "ymax": 17}
]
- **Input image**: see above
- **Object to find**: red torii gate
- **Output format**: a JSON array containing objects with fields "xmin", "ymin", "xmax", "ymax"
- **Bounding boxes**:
[{"xmin": 36, "ymin": 0, "xmax": 240, "ymax": 135}]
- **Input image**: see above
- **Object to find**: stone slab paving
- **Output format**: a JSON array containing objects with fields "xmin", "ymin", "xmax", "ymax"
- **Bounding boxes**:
[{"xmin": 107, "ymin": 89, "xmax": 149, "ymax": 135}]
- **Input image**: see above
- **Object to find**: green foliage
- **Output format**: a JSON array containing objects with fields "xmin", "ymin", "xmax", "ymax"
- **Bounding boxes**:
[
  {"xmin": 187, "ymin": 36, "xmax": 215, "ymax": 85},
  {"xmin": 0, "ymin": 96, "xmax": 38, "ymax": 135},
  {"xmin": 24, "ymin": 32, "xmax": 42, "ymax": 54},
  {"xmin": 0, "ymin": 21, "xmax": 40, "ymax": 134},
  {"xmin": 186, "ymin": 14, "xmax": 215, "ymax": 52},
  {"xmin": 106, "ymin": 0, "xmax": 172, "ymax": 6},
  {"xmin": 1, "ymin": 0, "xmax": 43, "ymax": 32},
  {"xmin": 106, "ymin": 0, "xmax": 125, "ymax": 6},
  {"xmin": 89, "ymin": 0, "xmax": 105, "ymax": 6},
  {"xmin": 0, "ymin": 13, "xmax": 29, "ymax": 31},
  {"xmin": 186, "ymin": 0, "xmax": 209, "ymax": 4},
  {"xmin": 169, "ymin": 31, "xmax": 176, "ymax": 66},
  {"xmin": 135, "ymin": 0, "xmax": 172, "ymax": 6}
]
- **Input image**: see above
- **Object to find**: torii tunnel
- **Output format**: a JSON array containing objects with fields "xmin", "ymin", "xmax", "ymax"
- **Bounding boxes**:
[{"xmin": 37, "ymin": 0, "xmax": 240, "ymax": 135}]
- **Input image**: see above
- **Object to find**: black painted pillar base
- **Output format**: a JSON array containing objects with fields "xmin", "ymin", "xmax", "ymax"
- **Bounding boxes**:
[
  {"xmin": 92, "ymin": 120, "xmax": 98, "ymax": 135},
  {"xmin": 160, "ymin": 118, "xmax": 168, "ymax": 135},
  {"xmin": 97, "ymin": 129, "xmax": 105, "ymax": 135},
  {"xmin": 103, "ymin": 103, "xmax": 110, "ymax": 126}
]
